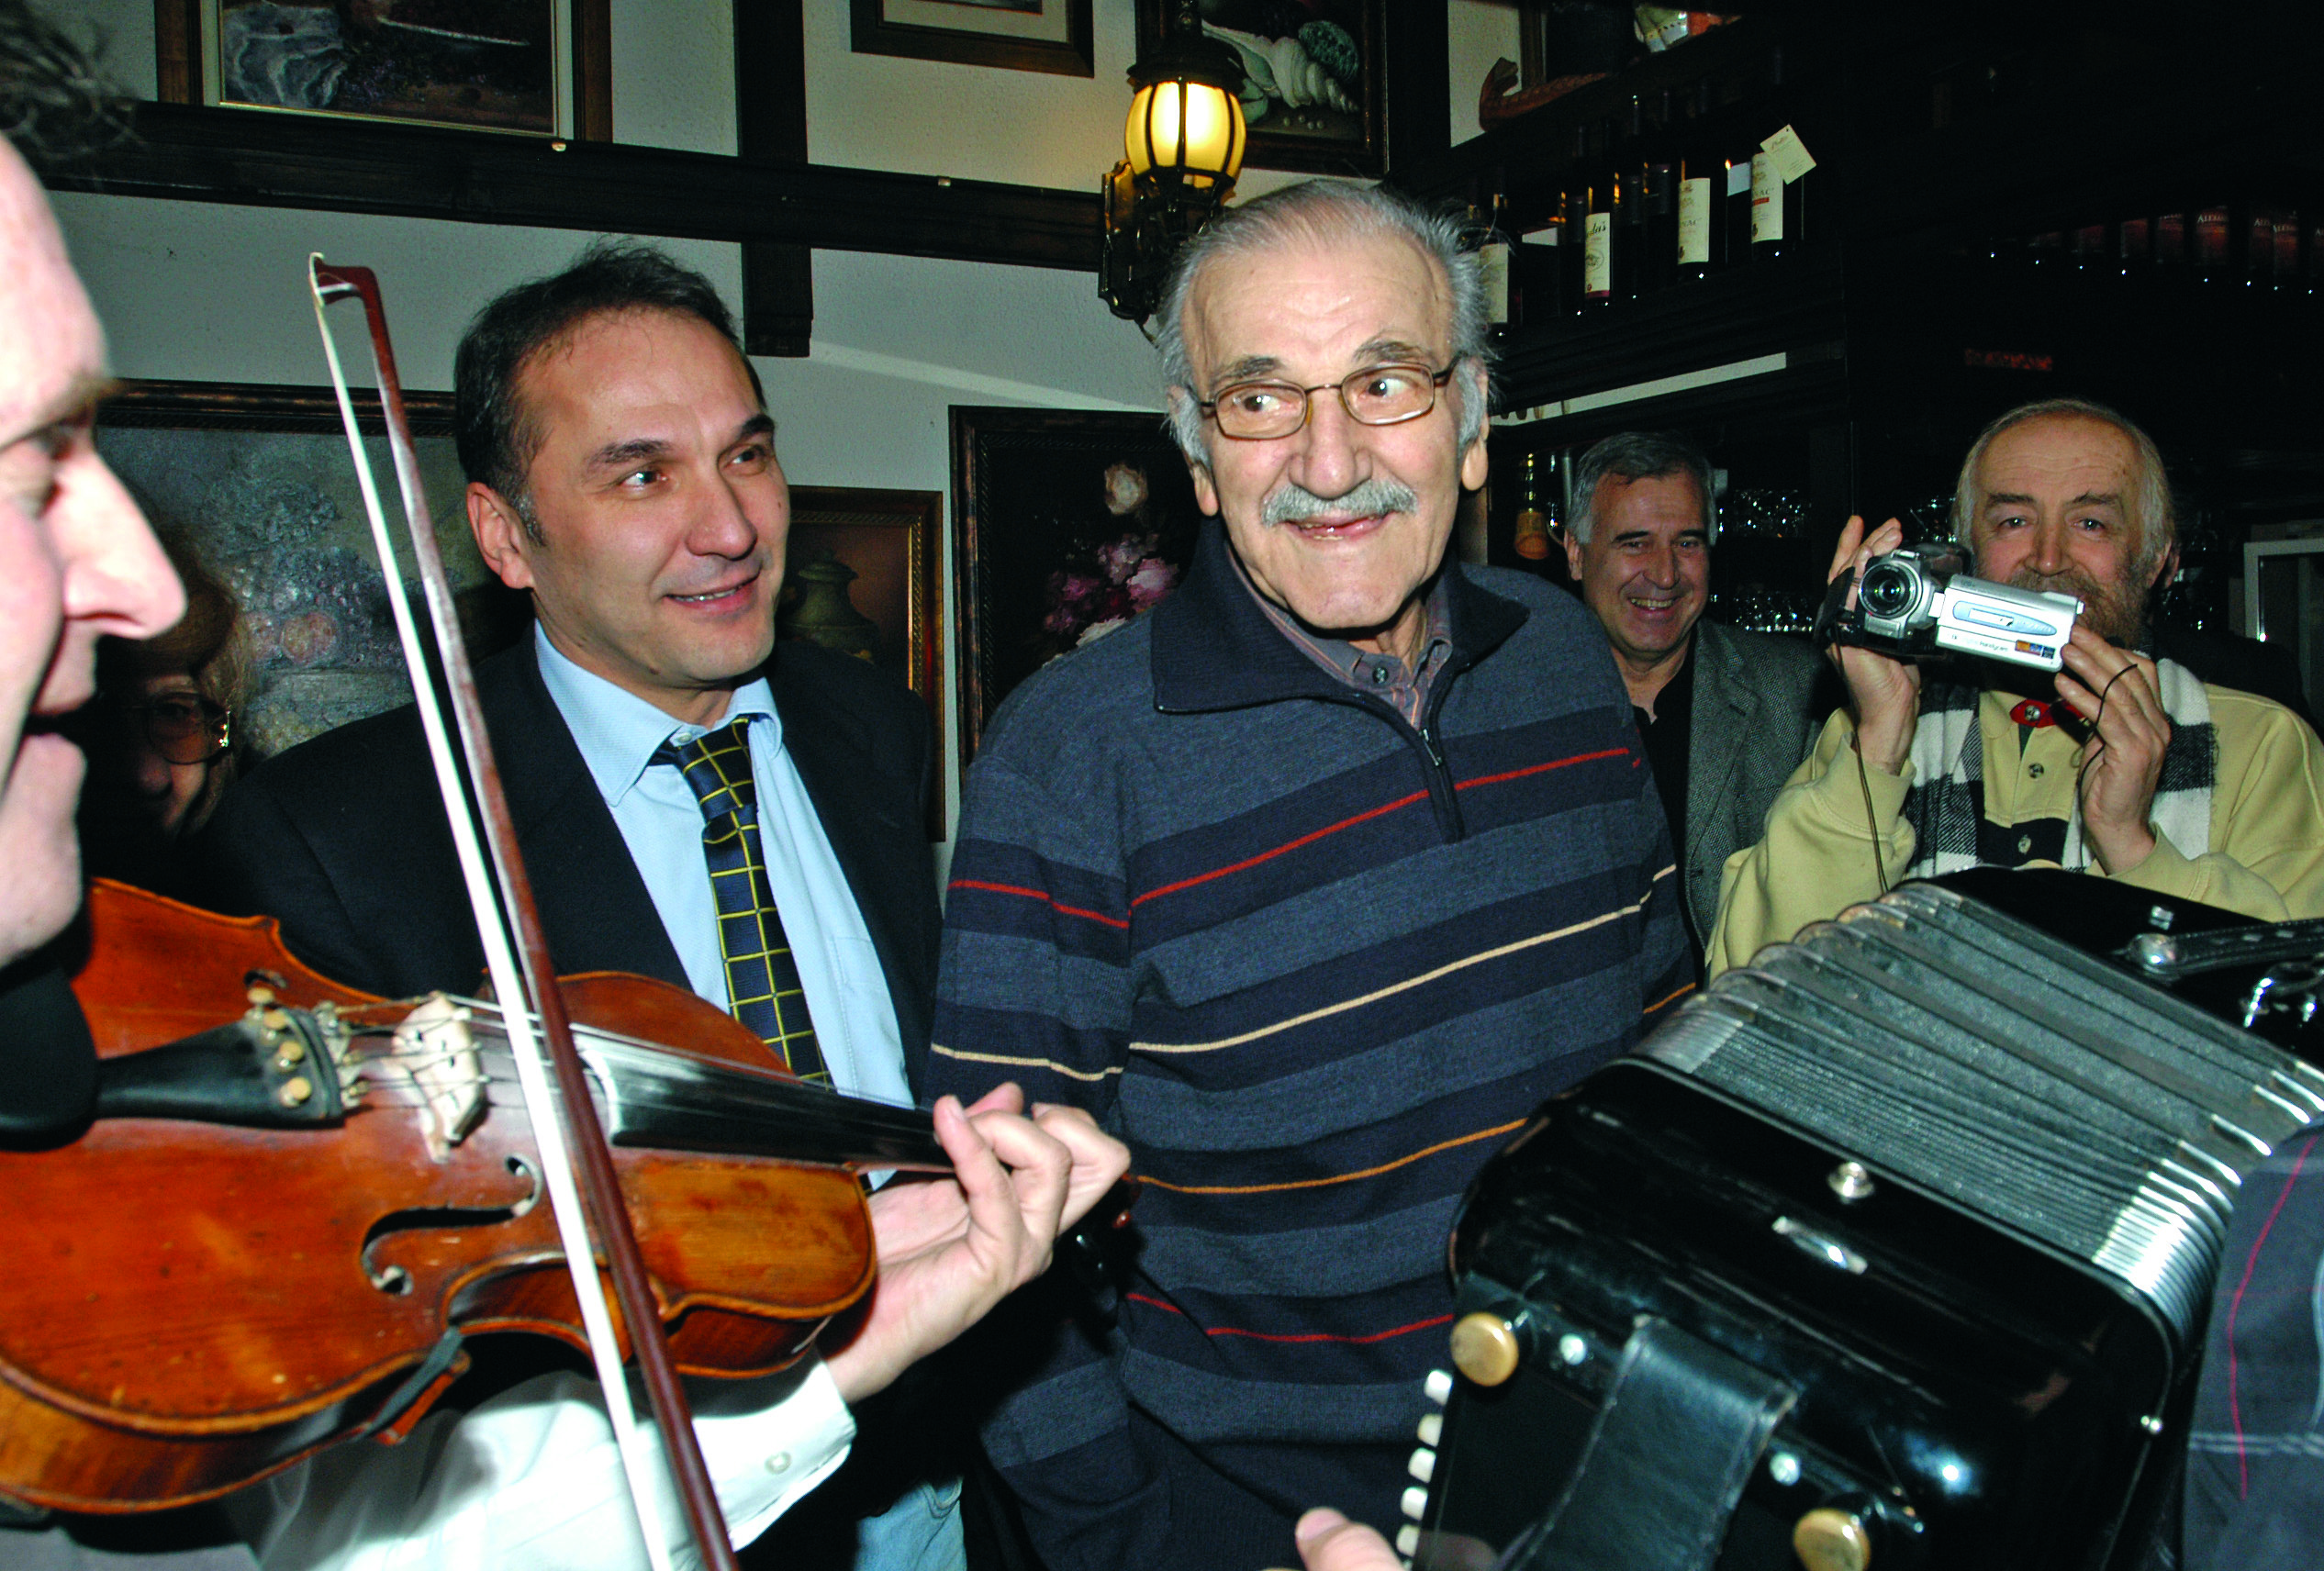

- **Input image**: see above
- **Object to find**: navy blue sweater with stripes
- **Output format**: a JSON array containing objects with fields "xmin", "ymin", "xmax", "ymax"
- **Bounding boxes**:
[{"xmin": 931, "ymin": 525, "xmax": 1693, "ymax": 1571}]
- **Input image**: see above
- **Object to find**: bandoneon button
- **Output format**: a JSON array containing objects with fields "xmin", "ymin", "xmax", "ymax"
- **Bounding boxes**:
[
  {"xmin": 1448, "ymin": 1311, "xmax": 1521, "ymax": 1387},
  {"xmin": 1793, "ymin": 1507, "xmax": 1871, "ymax": 1571}
]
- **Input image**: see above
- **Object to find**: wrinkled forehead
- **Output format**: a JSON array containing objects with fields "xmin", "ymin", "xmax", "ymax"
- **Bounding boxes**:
[
  {"xmin": 1971, "ymin": 416, "xmax": 2141, "ymax": 512},
  {"xmin": 1182, "ymin": 228, "xmax": 1453, "ymax": 384}
]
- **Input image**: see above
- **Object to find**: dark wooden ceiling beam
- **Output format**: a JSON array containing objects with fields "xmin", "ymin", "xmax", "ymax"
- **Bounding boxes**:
[{"xmin": 42, "ymin": 102, "xmax": 1103, "ymax": 272}]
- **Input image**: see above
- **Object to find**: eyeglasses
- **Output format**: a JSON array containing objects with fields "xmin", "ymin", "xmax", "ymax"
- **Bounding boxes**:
[
  {"xmin": 1197, "ymin": 362, "xmax": 1458, "ymax": 441},
  {"xmin": 129, "ymin": 693, "xmax": 231, "ymax": 765}
]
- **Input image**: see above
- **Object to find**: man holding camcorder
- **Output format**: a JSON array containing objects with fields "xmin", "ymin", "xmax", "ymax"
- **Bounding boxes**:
[{"xmin": 1705, "ymin": 396, "xmax": 2324, "ymax": 975}]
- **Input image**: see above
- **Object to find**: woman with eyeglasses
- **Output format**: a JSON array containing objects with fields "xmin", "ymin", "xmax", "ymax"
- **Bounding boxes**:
[{"xmin": 73, "ymin": 540, "xmax": 251, "ymax": 900}]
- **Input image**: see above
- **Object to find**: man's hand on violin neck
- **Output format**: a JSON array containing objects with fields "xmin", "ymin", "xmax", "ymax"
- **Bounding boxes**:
[{"xmin": 821, "ymin": 1084, "xmax": 1129, "ymax": 1404}]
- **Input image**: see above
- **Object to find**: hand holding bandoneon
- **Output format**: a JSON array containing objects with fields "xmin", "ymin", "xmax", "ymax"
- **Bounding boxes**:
[{"xmin": 823, "ymin": 1085, "xmax": 1129, "ymax": 1403}]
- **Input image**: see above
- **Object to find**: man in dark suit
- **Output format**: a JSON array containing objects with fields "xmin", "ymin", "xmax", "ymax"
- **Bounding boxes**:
[
  {"xmin": 1562, "ymin": 431, "xmax": 1829, "ymax": 954},
  {"xmin": 196, "ymin": 243, "xmax": 964, "ymax": 1571}
]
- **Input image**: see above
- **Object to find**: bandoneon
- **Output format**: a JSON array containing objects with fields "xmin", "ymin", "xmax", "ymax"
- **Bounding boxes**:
[{"xmin": 1408, "ymin": 883, "xmax": 2324, "ymax": 1571}]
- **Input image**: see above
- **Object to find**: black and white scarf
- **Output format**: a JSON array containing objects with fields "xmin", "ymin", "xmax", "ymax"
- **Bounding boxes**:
[{"xmin": 1900, "ymin": 661, "xmax": 2216, "ymax": 878}]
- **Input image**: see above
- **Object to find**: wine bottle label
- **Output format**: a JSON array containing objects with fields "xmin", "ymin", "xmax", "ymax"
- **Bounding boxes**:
[
  {"xmin": 1726, "ymin": 161, "xmax": 1751, "ymax": 197},
  {"xmin": 1760, "ymin": 124, "xmax": 1816, "ymax": 184},
  {"xmin": 1480, "ymin": 241, "xmax": 1511, "ymax": 323},
  {"xmin": 1521, "ymin": 224, "xmax": 1559, "ymax": 248},
  {"xmin": 1751, "ymin": 154, "xmax": 1782, "ymax": 243},
  {"xmin": 1678, "ymin": 177, "xmax": 1713, "ymax": 264},
  {"xmin": 1584, "ymin": 212, "xmax": 1612, "ymax": 295}
]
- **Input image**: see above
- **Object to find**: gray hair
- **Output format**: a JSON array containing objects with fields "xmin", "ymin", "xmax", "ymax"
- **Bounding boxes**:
[
  {"xmin": 1569, "ymin": 430, "xmax": 1715, "ymax": 545},
  {"xmin": 0, "ymin": 0, "xmax": 126, "ymax": 162},
  {"xmin": 1950, "ymin": 396, "xmax": 2176, "ymax": 576},
  {"xmin": 1154, "ymin": 179, "xmax": 1493, "ymax": 463}
]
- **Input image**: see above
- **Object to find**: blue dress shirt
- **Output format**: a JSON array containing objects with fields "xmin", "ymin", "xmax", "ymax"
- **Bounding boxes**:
[{"xmin": 534, "ymin": 627, "xmax": 911, "ymax": 1110}]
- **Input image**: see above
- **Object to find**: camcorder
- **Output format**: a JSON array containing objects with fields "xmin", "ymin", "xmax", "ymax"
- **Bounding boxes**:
[{"xmin": 1812, "ymin": 543, "xmax": 2083, "ymax": 674}]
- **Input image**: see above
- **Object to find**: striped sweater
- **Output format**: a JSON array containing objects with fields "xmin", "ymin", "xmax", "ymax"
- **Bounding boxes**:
[{"xmin": 931, "ymin": 525, "xmax": 1693, "ymax": 1570}]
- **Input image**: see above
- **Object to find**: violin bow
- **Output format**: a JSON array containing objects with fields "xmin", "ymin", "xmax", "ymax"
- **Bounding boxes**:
[{"xmin": 307, "ymin": 257, "xmax": 741, "ymax": 1571}]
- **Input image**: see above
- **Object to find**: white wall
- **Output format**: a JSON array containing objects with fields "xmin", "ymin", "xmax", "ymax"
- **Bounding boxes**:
[{"xmin": 1447, "ymin": 0, "xmax": 1522, "ymax": 149}]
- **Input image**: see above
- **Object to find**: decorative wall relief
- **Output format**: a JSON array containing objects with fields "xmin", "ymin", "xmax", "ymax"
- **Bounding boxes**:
[{"xmin": 1134, "ymin": 0, "xmax": 1386, "ymax": 174}]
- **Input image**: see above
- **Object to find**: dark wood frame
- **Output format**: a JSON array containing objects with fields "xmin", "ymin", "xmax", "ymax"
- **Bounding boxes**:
[
  {"xmin": 849, "ymin": 0, "xmax": 1094, "ymax": 79},
  {"xmin": 950, "ymin": 405, "xmax": 1190, "ymax": 769},
  {"xmin": 32, "ymin": 102, "xmax": 1101, "ymax": 272},
  {"xmin": 96, "ymin": 377, "xmax": 458, "ymax": 438},
  {"xmin": 788, "ymin": 485, "xmax": 946, "ymax": 840},
  {"xmin": 153, "ymin": 0, "xmax": 614, "ymax": 140},
  {"xmin": 1134, "ymin": 0, "xmax": 1387, "ymax": 175}
]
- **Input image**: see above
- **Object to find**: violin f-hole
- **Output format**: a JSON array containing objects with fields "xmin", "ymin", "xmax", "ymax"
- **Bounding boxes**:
[{"xmin": 360, "ymin": 1153, "xmax": 543, "ymax": 1293}]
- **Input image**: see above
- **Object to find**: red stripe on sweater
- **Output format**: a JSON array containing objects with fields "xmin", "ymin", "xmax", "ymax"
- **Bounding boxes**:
[
  {"xmin": 1454, "ymin": 747, "xmax": 1631, "ymax": 792},
  {"xmin": 1127, "ymin": 1294, "xmax": 1455, "ymax": 1345},
  {"xmin": 1129, "ymin": 790, "xmax": 1431, "ymax": 907},
  {"xmin": 945, "ymin": 878, "xmax": 1131, "ymax": 929},
  {"xmin": 1130, "ymin": 746, "xmax": 1633, "ymax": 910}
]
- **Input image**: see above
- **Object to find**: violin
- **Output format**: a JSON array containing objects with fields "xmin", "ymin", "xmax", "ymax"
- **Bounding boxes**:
[{"xmin": 0, "ymin": 878, "xmax": 945, "ymax": 1515}]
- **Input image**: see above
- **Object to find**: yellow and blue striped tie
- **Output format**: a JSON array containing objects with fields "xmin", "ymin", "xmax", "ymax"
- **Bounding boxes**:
[{"xmin": 654, "ymin": 717, "xmax": 830, "ymax": 1086}]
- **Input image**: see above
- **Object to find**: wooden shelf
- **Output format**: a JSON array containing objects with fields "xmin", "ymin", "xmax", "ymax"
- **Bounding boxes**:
[
  {"xmin": 37, "ymin": 102, "xmax": 1102, "ymax": 273},
  {"xmin": 1492, "ymin": 248, "xmax": 1847, "ymax": 415}
]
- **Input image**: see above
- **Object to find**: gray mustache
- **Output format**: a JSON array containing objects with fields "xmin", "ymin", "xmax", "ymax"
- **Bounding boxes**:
[{"xmin": 1260, "ymin": 477, "xmax": 1418, "ymax": 527}]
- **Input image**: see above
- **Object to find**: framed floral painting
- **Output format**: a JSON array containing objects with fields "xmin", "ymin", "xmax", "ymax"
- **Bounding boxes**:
[
  {"xmin": 1134, "ymin": 0, "xmax": 1385, "ymax": 175},
  {"xmin": 950, "ymin": 407, "xmax": 1198, "ymax": 766}
]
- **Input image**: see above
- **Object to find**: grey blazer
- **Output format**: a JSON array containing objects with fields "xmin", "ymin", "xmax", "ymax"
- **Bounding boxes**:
[{"xmin": 1682, "ymin": 619, "xmax": 1834, "ymax": 944}]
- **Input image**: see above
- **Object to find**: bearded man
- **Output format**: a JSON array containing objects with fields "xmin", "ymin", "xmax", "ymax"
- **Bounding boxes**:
[{"xmin": 1708, "ymin": 396, "xmax": 2324, "ymax": 975}]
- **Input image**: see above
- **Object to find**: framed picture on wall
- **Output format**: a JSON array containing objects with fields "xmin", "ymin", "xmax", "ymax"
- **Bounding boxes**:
[
  {"xmin": 92, "ymin": 378, "xmax": 516, "ymax": 763},
  {"xmin": 151, "ymin": 0, "xmax": 614, "ymax": 139},
  {"xmin": 950, "ymin": 406, "xmax": 1199, "ymax": 770},
  {"xmin": 782, "ymin": 486, "xmax": 947, "ymax": 839},
  {"xmin": 1134, "ymin": 0, "xmax": 1385, "ymax": 175},
  {"xmin": 850, "ymin": 0, "xmax": 1095, "ymax": 78}
]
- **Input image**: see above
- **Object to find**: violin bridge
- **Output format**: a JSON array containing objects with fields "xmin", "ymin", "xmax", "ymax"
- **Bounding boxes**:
[{"xmin": 385, "ymin": 993, "xmax": 488, "ymax": 1162}]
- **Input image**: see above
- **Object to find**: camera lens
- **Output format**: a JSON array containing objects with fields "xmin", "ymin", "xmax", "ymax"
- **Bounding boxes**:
[{"xmin": 1860, "ymin": 563, "xmax": 1916, "ymax": 620}]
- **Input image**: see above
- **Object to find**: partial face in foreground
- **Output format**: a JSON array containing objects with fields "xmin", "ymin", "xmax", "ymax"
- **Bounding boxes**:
[
  {"xmin": 0, "ymin": 144, "xmax": 183, "ymax": 966},
  {"xmin": 1967, "ymin": 415, "xmax": 2167, "ymax": 646},
  {"xmin": 469, "ymin": 307, "xmax": 788, "ymax": 728},
  {"xmin": 1565, "ymin": 472, "xmax": 1711, "ymax": 674},
  {"xmin": 1178, "ymin": 229, "xmax": 1487, "ymax": 655}
]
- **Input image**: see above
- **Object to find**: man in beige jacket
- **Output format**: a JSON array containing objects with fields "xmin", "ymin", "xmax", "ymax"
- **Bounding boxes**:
[{"xmin": 1709, "ymin": 397, "xmax": 2324, "ymax": 975}]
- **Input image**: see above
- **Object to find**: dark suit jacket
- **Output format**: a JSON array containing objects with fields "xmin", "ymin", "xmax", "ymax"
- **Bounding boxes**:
[
  {"xmin": 1682, "ymin": 620, "xmax": 1832, "ymax": 945},
  {"xmin": 195, "ymin": 637, "xmax": 942, "ymax": 1096}
]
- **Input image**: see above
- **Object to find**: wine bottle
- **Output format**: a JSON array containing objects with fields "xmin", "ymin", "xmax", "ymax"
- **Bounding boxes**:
[
  {"xmin": 1480, "ymin": 193, "xmax": 1514, "ymax": 341},
  {"xmin": 1749, "ymin": 150, "xmax": 1783, "ymax": 259},
  {"xmin": 1583, "ymin": 180, "xmax": 1614, "ymax": 309},
  {"xmin": 1614, "ymin": 166, "xmax": 1645, "ymax": 301},
  {"xmin": 1519, "ymin": 200, "xmax": 1567, "ymax": 325},
  {"xmin": 1751, "ymin": 124, "xmax": 1816, "ymax": 262},
  {"xmin": 2195, "ymin": 204, "xmax": 2229, "ymax": 284},
  {"xmin": 1677, "ymin": 153, "xmax": 1715, "ymax": 282},
  {"xmin": 1725, "ymin": 154, "xmax": 1754, "ymax": 268},
  {"xmin": 1560, "ymin": 128, "xmax": 1592, "ymax": 319},
  {"xmin": 1511, "ymin": 449, "xmax": 1552, "ymax": 563},
  {"xmin": 2155, "ymin": 210, "xmax": 2188, "ymax": 275},
  {"xmin": 1642, "ymin": 162, "xmax": 1678, "ymax": 294}
]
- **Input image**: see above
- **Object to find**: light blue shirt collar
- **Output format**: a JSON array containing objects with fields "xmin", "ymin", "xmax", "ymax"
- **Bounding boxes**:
[{"xmin": 532, "ymin": 625, "xmax": 781, "ymax": 808}]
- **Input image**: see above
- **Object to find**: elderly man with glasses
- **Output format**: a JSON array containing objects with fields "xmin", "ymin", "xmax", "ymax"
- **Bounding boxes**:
[{"xmin": 928, "ymin": 180, "xmax": 1692, "ymax": 1571}]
